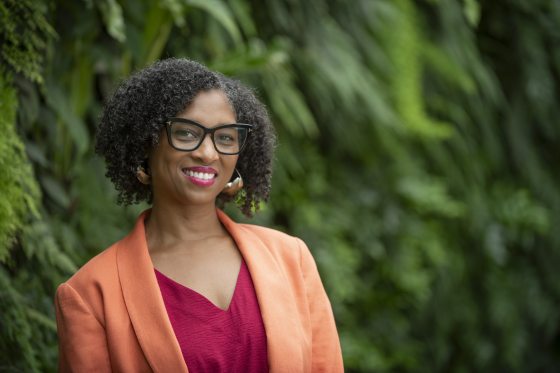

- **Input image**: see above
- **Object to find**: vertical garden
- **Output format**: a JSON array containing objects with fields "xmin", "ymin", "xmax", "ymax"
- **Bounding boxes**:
[{"xmin": 1, "ymin": 0, "xmax": 559, "ymax": 371}]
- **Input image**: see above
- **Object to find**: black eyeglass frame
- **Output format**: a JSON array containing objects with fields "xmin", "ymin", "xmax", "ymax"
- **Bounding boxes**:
[{"xmin": 165, "ymin": 117, "xmax": 253, "ymax": 155}]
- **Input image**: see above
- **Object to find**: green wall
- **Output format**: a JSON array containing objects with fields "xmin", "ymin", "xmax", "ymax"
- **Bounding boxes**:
[{"xmin": 1, "ymin": 0, "xmax": 559, "ymax": 371}]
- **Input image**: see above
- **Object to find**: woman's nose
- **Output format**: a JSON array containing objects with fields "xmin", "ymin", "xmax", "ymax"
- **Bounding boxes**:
[{"xmin": 192, "ymin": 134, "xmax": 219, "ymax": 163}]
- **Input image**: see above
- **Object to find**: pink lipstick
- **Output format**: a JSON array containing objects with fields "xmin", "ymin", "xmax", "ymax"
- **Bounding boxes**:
[{"xmin": 182, "ymin": 166, "xmax": 217, "ymax": 187}]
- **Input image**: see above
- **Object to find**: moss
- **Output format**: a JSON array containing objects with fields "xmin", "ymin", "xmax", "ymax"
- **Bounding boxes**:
[
  {"xmin": 0, "ymin": 70, "xmax": 40, "ymax": 261},
  {"xmin": 0, "ymin": 0, "xmax": 56, "ymax": 83}
]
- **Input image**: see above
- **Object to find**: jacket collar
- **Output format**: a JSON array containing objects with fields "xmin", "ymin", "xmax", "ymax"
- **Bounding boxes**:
[
  {"xmin": 116, "ymin": 209, "xmax": 304, "ymax": 372},
  {"xmin": 217, "ymin": 210, "xmax": 306, "ymax": 371},
  {"xmin": 116, "ymin": 210, "xmax": 188, "ymax": 372}
]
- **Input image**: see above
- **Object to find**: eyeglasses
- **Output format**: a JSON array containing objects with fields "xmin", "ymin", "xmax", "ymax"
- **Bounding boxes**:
[{"xmin": 165, "ymin": 118, "xmax": 253, "ymax": 155}]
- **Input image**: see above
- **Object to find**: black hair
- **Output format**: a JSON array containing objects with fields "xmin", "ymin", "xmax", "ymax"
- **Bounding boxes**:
[{"xmin": 95, "ymin": 58, "xmax": 276, "ymax": 216}]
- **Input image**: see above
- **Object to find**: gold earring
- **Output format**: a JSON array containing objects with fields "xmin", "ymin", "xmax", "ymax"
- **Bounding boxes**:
[
  {"xmin": 222, "ymin": 169, "xmax": 243, "ymax": 196},
  {"xmin": 136, "ymin": 166, "xmax": 151, "ymax": 185}
]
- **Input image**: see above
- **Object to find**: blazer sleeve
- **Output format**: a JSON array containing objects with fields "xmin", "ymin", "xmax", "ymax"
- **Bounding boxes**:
[
  {"xmin": 297, "ymin": 238, "xmax": 344, "ymax": 372},
  {"xmin": 55, "ymin": 283, "xmax": 112, "ymax": 373}
]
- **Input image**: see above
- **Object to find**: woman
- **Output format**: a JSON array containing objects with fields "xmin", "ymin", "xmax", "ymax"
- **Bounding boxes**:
[{"xmin": 55, "ymin": 58, "xmax": 343, "ymax": 372}]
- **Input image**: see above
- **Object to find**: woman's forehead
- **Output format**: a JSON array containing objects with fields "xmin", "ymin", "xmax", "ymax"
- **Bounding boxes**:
[{"xmin": 175, "ymin": 89, "xmax": 236, "ymax": 126}]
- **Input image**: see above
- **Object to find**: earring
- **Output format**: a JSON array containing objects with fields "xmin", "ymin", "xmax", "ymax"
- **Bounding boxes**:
[
  {"xmin": 222, "ymin": 169, "xmax": 243, "ymax": 196},
  {"xmin": 136, "ymin": 165, "xmax": 151, "ymax": 185}
]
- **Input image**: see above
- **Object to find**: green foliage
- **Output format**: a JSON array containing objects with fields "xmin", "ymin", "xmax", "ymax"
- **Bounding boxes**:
[
  {"xmin": 388, "ymin": 0, "xmax": 454, "ymax": 138},
  {"xmin": 0, "ymin": 0, "xmax": 55, "ymax": 83},
  {"xmin": 0, "ymin": 71, "xmax": 40, "ymax": 260},
  {"xmin": 97, "ymin": 0, "xmax": 126, "ymax": 43},
  {"xmin": 1, "ymin": 0, "xmax": 560, "ymax": 371},
  {"xmin": 0, "ymin": 267, "xmax": 41, "ymax": 372}
]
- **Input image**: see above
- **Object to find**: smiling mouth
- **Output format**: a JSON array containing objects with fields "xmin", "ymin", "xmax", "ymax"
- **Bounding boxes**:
[
  {"xmin": 182, "ymin": 168, "xmax": 218, "ymax": 186},
  {"xmin": 183, "ymin": 169, "xmax": 216, "ymax": 180}
]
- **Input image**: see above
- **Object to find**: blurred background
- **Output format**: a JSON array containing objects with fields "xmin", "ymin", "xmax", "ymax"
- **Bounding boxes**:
[{"xmin": 1, "ymin": 0, "xmax": 560, "ymax": 371}]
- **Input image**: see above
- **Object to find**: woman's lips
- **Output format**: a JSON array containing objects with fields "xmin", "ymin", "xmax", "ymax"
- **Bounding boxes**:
[{"xmin": 182, "ymin": 166, "xmax": 217, "ymax": 187}]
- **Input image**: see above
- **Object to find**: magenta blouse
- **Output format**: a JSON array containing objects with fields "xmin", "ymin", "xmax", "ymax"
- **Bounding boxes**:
[{"xmin": 154, "ymin": 260, "xmax": 268, "ymax": 372}]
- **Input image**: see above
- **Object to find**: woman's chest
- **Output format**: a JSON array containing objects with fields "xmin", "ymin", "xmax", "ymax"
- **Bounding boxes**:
[{"xmin": 150, "ymin": 237, "xmax": 242, "ymax": 311}]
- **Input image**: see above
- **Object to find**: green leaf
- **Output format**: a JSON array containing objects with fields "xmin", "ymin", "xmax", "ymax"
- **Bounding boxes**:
[
  {"xmin": 40, "ymin": 175, "xmax": 70, "ymax": 209},
  {"xmin": 97, "ymin": 0, "xmax": 126, "ymax": 42},
  {"xmin": 44, "ymin": 80, "xmax": 90, "ymax": 157},
  {"xmin": 463, "ymin": 0, "xmax": 481, "ymax": 27},
  {"xmin": 186, "ymin": 0, "xmax": 242, "ymax": 45}
]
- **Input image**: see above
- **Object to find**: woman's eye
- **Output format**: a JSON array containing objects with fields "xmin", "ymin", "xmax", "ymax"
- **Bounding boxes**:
[
  {"xmin": 217, "ymin": 134, "xmax": 236, "ymax": 144},
  {"xmin": 174, "ymin": 130, "xmax": 197, "ymax": 140}
]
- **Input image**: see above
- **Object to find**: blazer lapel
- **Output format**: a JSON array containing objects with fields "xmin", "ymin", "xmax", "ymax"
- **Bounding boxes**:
[
  {"xmin": 218, "ymin": 210, "xmax": 306, "ymax": 372},
  {"xmin": 116, "ymin": 210, "xmax": 188, "ymax": 373}
]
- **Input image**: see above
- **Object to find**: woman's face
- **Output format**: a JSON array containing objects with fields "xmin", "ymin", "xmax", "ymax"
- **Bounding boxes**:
[{"xmin": 148, "ymin": 89, "xmax": 238, "ymax": 208}]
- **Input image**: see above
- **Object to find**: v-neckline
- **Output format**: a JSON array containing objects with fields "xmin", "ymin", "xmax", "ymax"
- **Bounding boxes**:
[{"xmin": 154, "ymin": 260, "xmax": 245, "ymax": 313}]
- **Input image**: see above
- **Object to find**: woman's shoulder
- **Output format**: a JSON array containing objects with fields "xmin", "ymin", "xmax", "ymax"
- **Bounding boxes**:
[
  {"xmin": 237, "ymin": 222, "xmax": 300, "ymax": 244},
  {"xmin": 234, "ymin": 222, "xmax": 310, "ymax": 260},
  {"xmin": 61, "ymin": 212, "xmax": 148, "ymax": 293},
  {"xmin": 238, "ymin": 222, "xmax": 294, "ymax": 239},
  {"xmin": 58, "ymin": 241, "xmax": 121, "ymax": 298},
  {"xmin": 219, "ymin": 209, "xmax": 304, "ymax": 251}
]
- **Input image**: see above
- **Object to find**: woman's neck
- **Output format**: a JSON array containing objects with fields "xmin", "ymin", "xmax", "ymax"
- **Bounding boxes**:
[{"xmin": 145, "ymin": 202, "xmax": 226, "ymax": 253}]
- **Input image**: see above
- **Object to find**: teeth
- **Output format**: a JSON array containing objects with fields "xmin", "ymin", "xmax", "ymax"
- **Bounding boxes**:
[{"xmin": 186, "ymin": 170, "xmax": 215, "ymax": 180}]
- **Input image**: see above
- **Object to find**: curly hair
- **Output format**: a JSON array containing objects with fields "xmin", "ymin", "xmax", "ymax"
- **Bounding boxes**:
[{"xmin": 95, "ymin": 58, "xmax": 276, "ymax": 217}]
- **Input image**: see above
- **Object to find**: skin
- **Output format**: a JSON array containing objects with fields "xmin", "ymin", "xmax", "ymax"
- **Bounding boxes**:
[{"xmin": 144, "ymin": 89, "xmax": 242, "ymax": 311}]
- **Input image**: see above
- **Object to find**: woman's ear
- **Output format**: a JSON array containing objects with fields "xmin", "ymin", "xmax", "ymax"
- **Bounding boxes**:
[{"xmin": 136, "ymin": 159, "xmax": 151, "ymax": 185}]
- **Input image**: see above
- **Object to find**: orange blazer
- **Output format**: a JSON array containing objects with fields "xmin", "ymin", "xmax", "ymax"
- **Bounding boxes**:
[{"xmin": 55, "ymin": 209, "xmax": 343, "ymax": 372}]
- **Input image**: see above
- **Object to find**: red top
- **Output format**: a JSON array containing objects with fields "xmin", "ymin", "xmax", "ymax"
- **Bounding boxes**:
[{"xmin": 155, "ymin": 260, "xmax": 269, "ymax": 372}]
